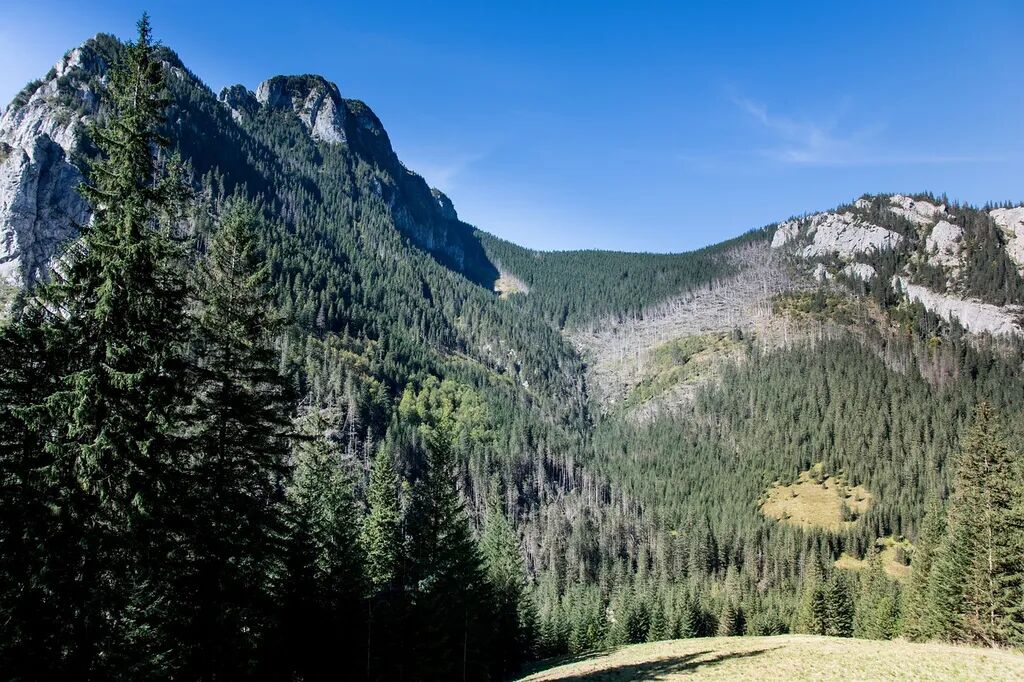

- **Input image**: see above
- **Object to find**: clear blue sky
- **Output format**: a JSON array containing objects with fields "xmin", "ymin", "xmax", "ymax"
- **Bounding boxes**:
[{"xmin": 3, "ymin": 1, "xmax": 1023, "ymax": 252}]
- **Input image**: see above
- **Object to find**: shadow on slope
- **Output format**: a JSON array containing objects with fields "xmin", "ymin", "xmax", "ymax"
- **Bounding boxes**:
[{"xmin": 532, "ymin": 647, "xmax": 775, "ymax": 680}]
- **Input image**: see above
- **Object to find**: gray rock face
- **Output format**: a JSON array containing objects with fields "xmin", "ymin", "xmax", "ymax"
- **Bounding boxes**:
[
  {"xmin": 924, "ymin": 220, "xmax": 963, "ymax": 270},
  {"xmin": 772, "ymin": 211, "xmax": 903, "ymax": 259},
  {"xmin": 255, "ymin": 75, "xmax": 347, "ymax": 144},
  {"xmin": 218, "ymin": 84, "xmax": 258, "ymax": 122},
  {"xmin": 990, "ymin": 206, "xmax": 1024, "ymax": 272},
  {"xmin": 842, "ymin": 262, "xmax": 876, "ymax": 281},
  {"xmin": 887, "ymin": 194, "xmax": 946, "ymax": 225},
  {"xmin": 0, "ymin": 135, "xmax": 89, "ymax": 285},
  {"xmin": 431, "ymin": 188, "xmax": 458, "ymax": 221},
  {"xmin": 894, "ymin": 277, "xmax": 1022, "ymax": 337},
  {"xmin": 0, "ymin": 39, "xmax": 105, "ymax": 286}
]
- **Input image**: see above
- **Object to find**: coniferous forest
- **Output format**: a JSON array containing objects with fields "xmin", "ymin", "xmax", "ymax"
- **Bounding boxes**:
[{"xmin": 3, "ymin": 16, "xmax": 1024, "ymax": 681}]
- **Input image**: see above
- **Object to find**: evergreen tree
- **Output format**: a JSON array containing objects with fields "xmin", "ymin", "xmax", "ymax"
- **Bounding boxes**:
[
  {"xmin": 0, "ymin": 309, "xmax": 64, "ymax": 676},
  {"xmin": 823, "ymin": 573, "xmax": 854, "ymax": 637},
  {"xmin": 480, "ymin": 480, "xmax": 532, "ymax": 677},
  {"xmin": 362, "ymin": 443, "xmax": 404, "ymax": 680},
  {"xmin": 29, "ymin": 15, "xmax": 191, "ymax": 675},
  {"xmin": 407, "ymin": 432, "xmax": 490, "ymax": 680},
  {"xmin": 853, "ymin": 549, "xmax": 900, "ymax": 639},
  {"xmin": 717, "ymin": 601, "xmax": 743, "ymax": 636},
  {"xmin": 793, "ymin": 559, "xmax": 823, "ymax": 634},
  {"xmin": 172, "ymin": 200, "xmax": 294, "ymax": 677},
  {"xmin": 902, "ymin": 498, "xmax": 945, "ymax": 640},
  {"xmin": 278, "ymin": 412, "xmax": 366, "ymax": 680},
  {"xmin": 928, "ymin": 403, "xmax": 1023, "ymax": 646}
]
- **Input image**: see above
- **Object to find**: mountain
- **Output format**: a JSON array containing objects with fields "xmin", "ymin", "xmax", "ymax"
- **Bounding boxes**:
[{"xmin": 3, "ymin": 29, "xmax": 1024, "ymax": 676}]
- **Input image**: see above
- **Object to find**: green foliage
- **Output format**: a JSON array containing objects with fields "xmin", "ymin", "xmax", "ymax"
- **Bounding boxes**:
[
  {"xmin": 926, "ymin": 403, "xmax": 1024, "ymax": 647},
  {"xmin": 853, "ymin": 550, "xmax": 901, "ymax": 639},
  {"xmin": 901, "ymin": 498, "xmax": 946, "ymax": 640},
  {"xmin": 278, "ymin": 411, "xmax": 366, "ymax": 679}
]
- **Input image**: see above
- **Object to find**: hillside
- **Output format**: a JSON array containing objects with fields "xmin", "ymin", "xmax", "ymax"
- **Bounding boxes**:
[
  {"xmin": 3, "ymin": 20, "xmax": 1024, "ymax": 680},
  {"xmin": 520, "ymin": 635, "xmax": 1024, "ymax": 681}
]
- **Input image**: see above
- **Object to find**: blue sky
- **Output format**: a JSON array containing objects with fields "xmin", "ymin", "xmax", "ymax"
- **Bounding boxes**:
[{"xmin": 2, "ymin": 1, "xmax": 1023, "ymax": 252}]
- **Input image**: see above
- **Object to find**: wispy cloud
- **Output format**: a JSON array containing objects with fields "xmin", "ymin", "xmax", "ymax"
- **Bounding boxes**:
[
  {"xmin": 401, "ymin": 149, "xmax": 489, "ymax": 193},
  {"xmin": 727, "ymin": 90, "xmax": 993, "ymax": 167}
]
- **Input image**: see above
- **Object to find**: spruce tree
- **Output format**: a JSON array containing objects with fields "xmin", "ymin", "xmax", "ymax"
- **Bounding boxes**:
[
  {"xmin": 172, "ymin": 200, "xmax": 294, "ymax": 677},
  {"xmin": 278, "ymin": 411, "xmax": 366, "ymax": 680},
  {"xmin": 824, "ymin": 574, "xmax": 854, "ymax": 637},
  {"xmin": 406, "ymin": 432, "xmax": 489, "ymax": 680},
  {"xmin": 902, "ymin": 498, "xmax": 945, "ymax": 640},
  {"xmin": 792, "ymin": 558, "xmax": 823, "ymax": 634},
  {"xmin": 480, "ymin": 480, "xmax": 531, "ymax": 676},
  {"xmin": 928, "ymin": 403, "xmax": 1022, "ymax": 646},
  {"xmin": 362, "ymin": 443, "xmax": 404, "ymax": 680},
  {"xmin": 31, "ymin": 15, "xmax": 191, "ymax": 674},
  {"xmin": 853, "ymin": 549, "xmax": 900, "ymax": 639},
  {"xmin": 0, "ymin": 309, "xmax": 64, "ymax": 676}
]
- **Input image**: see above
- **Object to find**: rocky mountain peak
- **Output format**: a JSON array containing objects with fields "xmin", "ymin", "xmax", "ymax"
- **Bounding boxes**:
[
  {"xmin": 218, "ymin": 84, "xmax": 258, "ymax": 122},
  {"xmin": 431, "ymin": 188, "xmax": 458, "ymax": 221},
  {"xmin": 254, "ymin": 74, "xmax": 347, "ymax": 144}
]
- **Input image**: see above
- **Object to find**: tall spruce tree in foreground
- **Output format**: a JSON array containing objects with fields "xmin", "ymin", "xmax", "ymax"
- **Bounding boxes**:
[
  {"xmin": 927, "ymin": 403, "xmax": 1023, "ymax": 646},
  {"xmin": 29, "ymin": 15, "xmax": 191, "ymax": 676},
  {"xmin": 407, "ymin": 432, "xmax": 490, "ymax": 680},
  {"xmin": 363, "ymin": 443, "xmax": 404, "ymax": 680},
  {"xmin": 173, "ymin": 201, "xmax": 294, "ymax": 677},
  {"xmin": 278, "ymin": 411, "xmax": 366, "ymax": 680},
  {"xmin": 480, "ymin": 479, "xmax": 534, "ymax": 676}
]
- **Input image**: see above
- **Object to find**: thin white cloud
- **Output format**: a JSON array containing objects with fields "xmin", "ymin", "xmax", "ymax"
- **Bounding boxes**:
[
  {"xmin": 401, "ymin": 150, "xmax": 487, "ymax": 193},
  {"xmin": 728, "ymin": 91, "xmax": 993, "ymax": 167}
]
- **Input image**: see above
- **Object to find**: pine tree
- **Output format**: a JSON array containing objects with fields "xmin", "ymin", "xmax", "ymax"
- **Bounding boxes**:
[
  {"xmin": 0, "ymin": 309, "xmax": 64, "ymax": 676},
  {"xmin": 853, "ymin": 548, "xmax": 900, "ymax": 639},
  {"xmin": 902, "ymin": 498, "xmax": 945, "ymax": 640},
  {"xmin": 29, "ymin": 15, "xmax": 191, "ymax": 675},
  {"xmin": 406, "ymin": 432, "xmax": 490, "ymax": 680},
  {"xmin": 480, "ymin": 480, "xmax": 531, "ymax": 676},
  {"xmin": 676, "ymin": 597, "xmax": 699, "ymax": 638},
  {"xmin": 171, "ymin": 200, "xmax": 294, "ymax": 677},
  {"xmin": 793, "ymin": 558, "xmax": 823, "ymax": 634},
  {"xmin": 278, "ymin": 412, "xmax": 366, "ymax": 680},
  {"xmin": 823, "ymin": 573, "xmax": 854, "ymax": 637},
  {"xmin": 363, "ymin": 445, "xmax": 403, "ymax": 592},
  {"xmin": 362, "ymin": 443, "xmax": 404, "ymax": 680},
  {"xmin": 928, "ymin": 403, "xmax": 1022, "ymax": 646},
  {"xmin": 718, "ymin": 601, "xmax": 742, "ymax": 636}
]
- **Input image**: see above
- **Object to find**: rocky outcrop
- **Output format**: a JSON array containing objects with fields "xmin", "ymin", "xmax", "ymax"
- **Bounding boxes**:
[
  {"xmin": 431, "ymin": 188, "xmax": 458, "ymax": 221},
  {"xmin": 887, "ymin": 194, "xmax": 946, "ymax": 225},
  {"xmin": 924, "ymin": 220, "xmax": 963, "ymax": 269},
  {"xmin": 0, "ymin": 38, "xmax": 108, "ymax": 286},
  {"xmin": 772, "ymin": 211, "xmax": 903, "ymax": 259},
  {"xmin": 842, "ymin": 262, "xmax": 876, "ymax": 281},
  {"xmin": 0, "ymin": 135, "xmax": 89, "ymax": 285},
  {"xmin": 218, "ymin": 84, "xmax": 257, "ymax": 122},
  {"xmin": 771, "ymin": 221, "xmax": 799, "ymax": 249},
  {"xmin": 255, "ymin": 75, "xmax": 347, "ymax": 144},
  {"xmin": 894, "ymin": 277, "xmax": 1022, "ymax": 336},
  {"xmin": 990, "ymin": 206, "xmax": 1024, "ymax": 272}
]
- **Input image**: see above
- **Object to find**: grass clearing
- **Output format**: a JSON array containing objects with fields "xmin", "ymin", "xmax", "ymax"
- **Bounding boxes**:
[
  {"xmin": 518, "ymin": 634, "xmax": 1024, "ymax": 681},
  {"xmin": 835, "ymin": 536, "xmax": 913, "ymax": 582},
  {"xmin": 760, "ymin": 464, "xmax": 871, "ymax": 531},
  {"xmin": 623, "ymin": 332, "xmax": 744, "ymax": 409}
]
